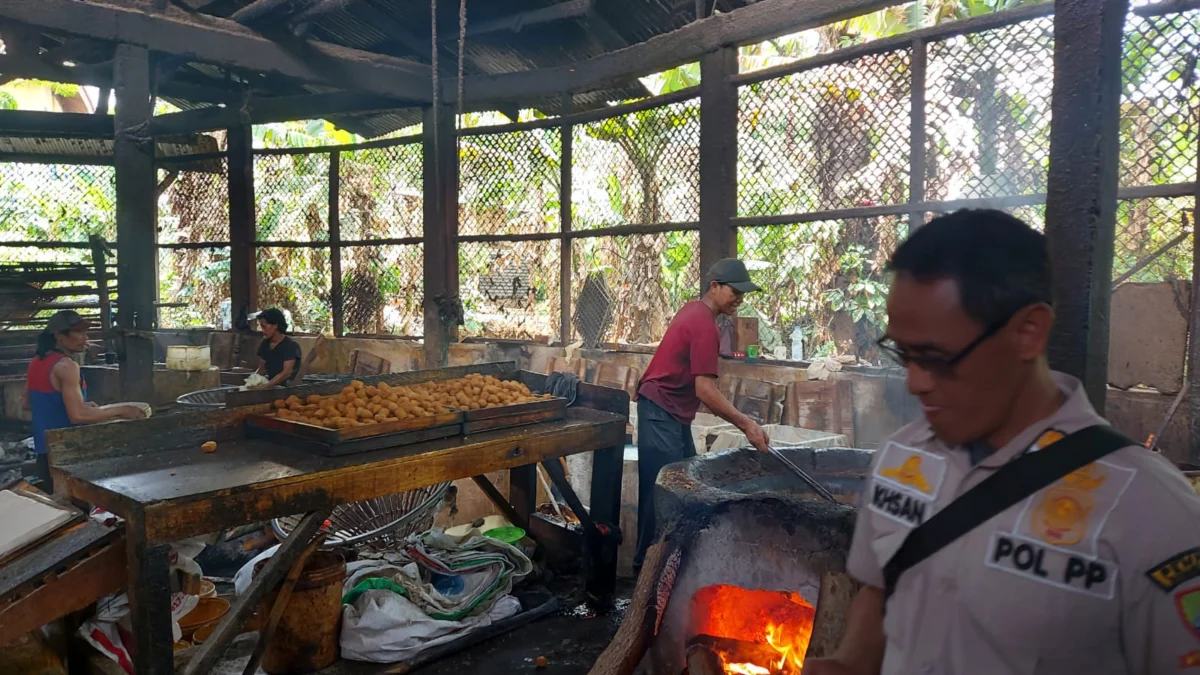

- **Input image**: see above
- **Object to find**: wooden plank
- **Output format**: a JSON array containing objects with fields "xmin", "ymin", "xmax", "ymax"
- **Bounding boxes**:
[
  {"xmin": 227, "ymin": 125, "xmax": 256, "ymax": 322},
  {"xmin": 450, "ymin": 0, "xmax": 904, "ymax": 102},
  {"xmin": 148, "ymin": 93, "xmax": 422, "ymax": 136},
  {"xmin": 470, "ymin": 475, "xmax": 528, "ymax": 531},
  {"xmin": 781, "ymin": 379, "xmax": 854, "ymax": 444},
  {"xmin": 136, "ymin": 414, "xmax": 626, "ymax": 541},
  {"xmin": 46, "ymin": 402, "xmax": 274, "ymax": 466},
  {"xmin": 0, "ymin": 109, "xmax": 118, "ymax": 138},
  {"xmin": 697, "ymin": 47, "xmax": 737, "ymax": 286},
  {"xmin": 0, "ymin": 0, "xmax": 435, "ymax": 102},
  {"xmin": 0, "ymin": 537, "xmax": 127, "ymax": 645},
  {"xmin": 180, "ymin": 511, "xmax": 329, "ymax": 675},
  {"xmin": 113, "ymin": 44, "xmax": 156, "ymax": 403},
  {"xmin": 124, "ymin": 522, "xmax": 174, "ymax": 675},
  {"xmin": 422, "ymin": 104, "xmax": 459, "ymax": 369},
  {"xmin": 586, "ymin": 539, "xmax": 678, "ymax": 675},
  {"xmin": 509, "ymin": 465, "xmax": 537, "ymax": 528},
  {"xmin": 224, "ymin": 362, "xmax": 513, "ymax": 407}
]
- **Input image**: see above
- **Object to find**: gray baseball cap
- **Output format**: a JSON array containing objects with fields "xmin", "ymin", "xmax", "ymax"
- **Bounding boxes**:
[
  {"xmin": 708, "ymin": 258, "xmax": 761, "ymax": 293},
  {"xmin": 44, "ymin": 310, "xmax": 93, "ymax": 334}
]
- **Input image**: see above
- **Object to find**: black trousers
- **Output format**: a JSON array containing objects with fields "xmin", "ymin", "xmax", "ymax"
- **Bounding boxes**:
[{"xmin": 634, "ymin": 397, "xmax": 696, "ymax": 570}]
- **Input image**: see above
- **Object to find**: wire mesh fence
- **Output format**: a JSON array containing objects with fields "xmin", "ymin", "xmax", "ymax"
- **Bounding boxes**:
[
  {"xmin": 573, "ymin": 98, "xmax": 701, "ymax": 229},
  {"xmin": 257, "ymin": 246, "xmax": 332, "ymax": 334},
  {"xmin": 925, "ymin": 17, "xmax": 1055, "ymax": 201},
  {"xmin": 571, "ymin": 231, "xmax": 700, "ymax": 345},
  {"xmin": 738, "ymin": 49, "xmax": 911, "ymax": 217},
  {"xmin": 339, "ymin": 144, "xmax": 423, "ymax": 241},
  {"xmin": 158, "ymin": 246, "xmax": 230, "ymax": 328},
  {"xmin": 0, "ymin": 163, "xmax": 117, "ymax": 244},
  {"xmin": 340, "ymin": 244, "xmax": 424, "ymax": 336},
  {"xmin": 459, "ymin": 129, "xmax": 561, "ymax": 236},
  {"xmin": 1120, "ymin": 10, "xmax": 1200, "ymax": 189},
  {"xmin": 158, "ymin": 161, "xmax": 230, "ymax": 245},
  {"xmin": 255, "ymin": 153, "xmax": 331, "ymax": 242},
  {"xmin": 1114, "ymin": 196, "xmax": 1195, "ymax": 283},
  {"xmin": 738, "ymin": 216, "xmax": 904, "ymax": 363},
  {"xmin": 460, "ymin": 239, "xmax": 561, "ymax": 340}
]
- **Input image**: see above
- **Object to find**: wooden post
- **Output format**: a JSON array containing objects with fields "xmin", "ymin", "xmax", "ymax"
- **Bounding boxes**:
[
  {"xmin": 227, "ymin": 125, "xmax": 257, "ymax": 324},
  {"xmin": 508, "ymin": 464, "xmax": 537, "ymax": 527},
  {"xmin": 1044, "ymin": 0, "xmax": 1129, "ymax": 413},
  {"xmin": 123, "ymin": 519, "xmax": 174, "ymax": 675},
  {"xmin": 330, "ymin": 150, "xmax": 344, "ymax": 337},
  {"xmin": 89, "ymin": 235, "xmax": 112, "ymax": 351},
  {"xmin": 908, "ymin": 38, "xmax": 927, "ymax": 231},
  {"xmin": 422, "ymin": 104, "xmax": 459, "ymax": 368},
  {"xmin": 698, "ymin": 46, "xmax": 738, "ymax": 292},
  {"xmin": 113, "ymin": 44, "xmax": 155, "ymax": 402},
  {"xmin": 559, "ymin": 94, "xmax": 573, "ymax": 345}
]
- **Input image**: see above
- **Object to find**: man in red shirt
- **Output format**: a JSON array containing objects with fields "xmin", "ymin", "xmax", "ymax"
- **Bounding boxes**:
[{"xmin": 634, "ymin": 258, "xmax": 770, "ymax": 569}]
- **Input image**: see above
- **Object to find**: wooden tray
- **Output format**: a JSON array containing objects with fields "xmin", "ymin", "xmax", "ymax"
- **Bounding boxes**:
[
  {"xmin": 462, "ymin": 397, "xmax": 567, "ymax": 435},
  {"xmin": 244, "ymin": 410, "xmax": 464, "ymax": 457}
]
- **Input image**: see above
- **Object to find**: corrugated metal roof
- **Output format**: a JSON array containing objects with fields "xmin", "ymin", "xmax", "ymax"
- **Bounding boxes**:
[{"xmin": 49, "ymin": 0, "xmax": 739, "ymax": 139}]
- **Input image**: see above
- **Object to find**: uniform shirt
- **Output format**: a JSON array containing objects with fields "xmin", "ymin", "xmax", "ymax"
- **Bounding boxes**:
[
  {"xmin": 257, "ymin": 336, "xmax": 302, "ymax": 383},
  {"xmin": 637, "ymin": 301, "xmax": 720, "ymax": 424},
  {"xmin": 847, "ymin": 372, "xmax": 1200, "ymax": 675},
  {"xmin": 27, "ymin": 352, "xmax": 87, "ymax": 456}
]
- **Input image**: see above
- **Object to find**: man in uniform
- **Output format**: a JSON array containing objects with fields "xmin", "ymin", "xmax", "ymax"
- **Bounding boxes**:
[
  {"xmin": 807, "ymin": 210, "xmax": 1200, "ymax": 675},
  {"xmin": 634, "ymin": 258, "xmax": 770, "ymax": 570}
]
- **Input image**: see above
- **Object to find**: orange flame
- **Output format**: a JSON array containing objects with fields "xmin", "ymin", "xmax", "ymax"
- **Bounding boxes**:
[{"xmin": 690, "ymin": 585, "xmax": 815, "ymax": 675}]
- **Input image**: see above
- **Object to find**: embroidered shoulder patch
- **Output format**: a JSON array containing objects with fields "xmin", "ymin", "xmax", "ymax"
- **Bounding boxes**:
[
  {"xmin": 1177, "ymin": 587, "xmax": 1200, "ymax": 641},
  {"xmin": 1147, "ymin": 547, "xmax": 1200, "ymax": 592},
  {"xmin": 868, "ymin": 442, "xmax": 948, "ymax": 528}
]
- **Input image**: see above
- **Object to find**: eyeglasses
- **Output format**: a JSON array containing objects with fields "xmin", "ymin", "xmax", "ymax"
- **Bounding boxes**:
[{"xmin": 876, "ymin": 313, "xmax": 1014, "ymax": 379}]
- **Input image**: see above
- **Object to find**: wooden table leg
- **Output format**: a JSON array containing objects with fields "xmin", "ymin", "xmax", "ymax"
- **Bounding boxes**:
[
  {"xmin": 179, "ymin": 510, "xmax": 330, "ymax": 675},
  {"xmin": 125, "ymin": 521, "xmax": 174, "ymax": 675},
  {"xmin": 509, "ymin": 465, "xmax": 537, "ymax": 527},
  {"xmin": 585, "ymin": 445, "xmax": 624, "ymax": 603}
]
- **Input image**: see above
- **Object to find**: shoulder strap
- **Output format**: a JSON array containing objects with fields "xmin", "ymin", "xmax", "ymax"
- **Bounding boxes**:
[{"xmin": 882, "ymin": 424, "xmax": 1134, "ymax": 601}]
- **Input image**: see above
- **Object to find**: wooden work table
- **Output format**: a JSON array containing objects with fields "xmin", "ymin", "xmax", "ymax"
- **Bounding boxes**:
[{"xmin": 46, "ymin": 362, "xmax": 629, "ymax": 675}]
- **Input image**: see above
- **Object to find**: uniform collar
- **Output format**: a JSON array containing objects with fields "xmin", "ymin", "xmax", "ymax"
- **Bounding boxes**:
[{"xmin": 903, "ymin": 372, "xmax": 1105, "ymax": 468}]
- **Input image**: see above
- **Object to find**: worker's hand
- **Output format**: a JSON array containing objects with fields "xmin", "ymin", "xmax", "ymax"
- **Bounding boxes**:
[
  {"xmin": 114, "ymin": 405, "xmax": 147, "ymax": 421},
  {"xmin": 85, "ymin": 401, "xmax": 100, "ymax": 408},
  {"xmin": 742, "ymin": 420, "xmax": 770, "ymax": 453},
  {"xmin": 802, "ymin": 658, "xmax": 859, "ymax": 675}
]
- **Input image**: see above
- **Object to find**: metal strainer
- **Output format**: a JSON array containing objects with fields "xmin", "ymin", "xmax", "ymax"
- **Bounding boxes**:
[{"xmin": 271, "ymin": 482, "xmax": 450, "ymax": 550}]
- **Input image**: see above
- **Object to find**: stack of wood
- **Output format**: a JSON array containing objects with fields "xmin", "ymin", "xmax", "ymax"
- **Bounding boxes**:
[{"xmin": 0, "ymin": 238, "xmax": 115, "ymax": 333}]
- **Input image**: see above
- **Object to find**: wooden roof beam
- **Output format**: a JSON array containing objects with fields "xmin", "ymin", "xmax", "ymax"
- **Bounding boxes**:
[
  {"xmin": 0, "ymin": 0, "xmax": 434, "ymax": 103},
  {"xmin": 148, "ymin": 91, "xmax": 422, "ymax": 135},
  {"xmin": 446, "ymin": 0, "xmax": 906, "ymax": 103},
  {"xmin": 0, "ymin": 53, "xmax": 239, "ymax": 104}
]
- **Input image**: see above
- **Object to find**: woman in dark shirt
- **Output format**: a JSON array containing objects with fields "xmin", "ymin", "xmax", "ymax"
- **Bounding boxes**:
[{"xmin": 254, "ymin": 307, "xmax": 302, "ymax": 388}]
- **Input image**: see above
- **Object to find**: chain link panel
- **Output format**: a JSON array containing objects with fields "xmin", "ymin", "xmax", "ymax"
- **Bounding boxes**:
[
  {"xmin": 573, "ymin": 99, "xmax": 700, "ymax": 229},
  {"xmin": 459, "ymin": 129, "xmax": 561, "ymax": 236},
  {"xmin": 341, "ymin": 244, "xmax": 424, "ymax": 336},
  {"xmin": 460, "ymin": 239, "xmax": 560, "ymax": 340}
]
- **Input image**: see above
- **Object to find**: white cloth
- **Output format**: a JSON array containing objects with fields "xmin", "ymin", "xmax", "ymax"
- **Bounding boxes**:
[{"xmin": 340, "ymin": 591, "xmax": 521, "ymax": 663}]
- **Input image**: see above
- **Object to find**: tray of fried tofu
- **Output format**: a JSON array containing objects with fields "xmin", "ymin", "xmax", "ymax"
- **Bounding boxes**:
[{"xmin": 244, "ymin": 373, "xmax": 565, "ymax": 454}]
